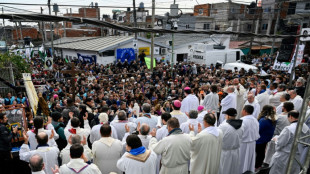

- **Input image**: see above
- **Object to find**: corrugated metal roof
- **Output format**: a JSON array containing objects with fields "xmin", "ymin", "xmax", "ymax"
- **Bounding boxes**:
[{"xmin": 53, "ymin": 36, "xmax": 133, "ymax": 52}]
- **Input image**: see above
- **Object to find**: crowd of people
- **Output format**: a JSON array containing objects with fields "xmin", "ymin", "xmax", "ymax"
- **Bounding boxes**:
[{"xmin": 0, "ymin": 54, "xmax": 310, "ymax": 174}]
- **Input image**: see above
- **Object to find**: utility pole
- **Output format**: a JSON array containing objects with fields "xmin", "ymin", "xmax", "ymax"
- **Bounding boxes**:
[
  {"xmin": 150, "ymin": 0, "xmax": 155, "ymax": 72},
  {"xmin": 248, "ymin": 0, "xmax": 258, "ymax": 57},
  {"xmin": 40, "ymin": 7, "xmax": 46, "ymax": 46},
  {"xmin": 48, "ymin": 0, "xmax": 54, "ymax": 58},
  {"xmin": 133, "ymin": 0, "xmax": 138, "ymax": 59},
  {"xmin": 19, "ymin": 22, "xmax": 23, "ymax": 40},
  {"xmin": 270, "ymin": 2, "xmax": 282, "ymax": 55},
  {"xmin": 14, "ymin": 22, "xmax": 19, "ymax": 42}
]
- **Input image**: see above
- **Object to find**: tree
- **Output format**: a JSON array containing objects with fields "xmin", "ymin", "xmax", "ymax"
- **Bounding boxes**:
[{"xmin": 0, "ymin": 53, "xmax": 31, "ymax": 80}]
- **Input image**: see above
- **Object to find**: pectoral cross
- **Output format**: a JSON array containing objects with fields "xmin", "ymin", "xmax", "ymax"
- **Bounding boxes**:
[{"xmin": 61, "ymin": 62, "xmax": 84, "ymax": 102}]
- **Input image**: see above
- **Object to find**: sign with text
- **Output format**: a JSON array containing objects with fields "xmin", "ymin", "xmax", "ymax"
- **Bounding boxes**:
[
  {"xmin": 77, "ymin": 53, "xmax": 97, "ymax": 64},
  {"xmin": 139, "ymin": 47, "xmax": 150, "ymax": 55}
]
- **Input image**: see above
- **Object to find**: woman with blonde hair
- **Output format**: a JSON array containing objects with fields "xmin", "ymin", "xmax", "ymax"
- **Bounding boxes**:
[{"xmin": 255, "ymin": 105, "xmax": 277, "ymax": 171}]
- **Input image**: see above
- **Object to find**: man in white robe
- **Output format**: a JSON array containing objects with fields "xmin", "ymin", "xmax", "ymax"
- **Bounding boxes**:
[
  {"xmin": 269, "ymin": 84, "xmax": 286, "ymax": 108},
  {"xmin": 149, "ymin": 117, "xmax": 192, "ymax": 174},
  {"xmin": 135, "ymin": 103, "xmax": 158, "ymax": 130},
  {"xmin": 53, "ymin": 144, "xmax": 102, "ymax": 174},
  {"xmin": 218, "ymin": 108, "xmax": 243, "ymax": 174},
  {"xmin": 181, "ymin": 110, "xmax": 199, "ymax": 134},
  {"xmin": 29, "ymin": 154, "xmax": 46, "ymax": 174},
  {"xmin": 289, "ymin": 90, "xmax": 303, "ymax": 112},
  {"xmin": 156, "ymin": 113, "xmax": 170, "ymax": 141},
  {"xmin": 276, "ymin": 93, "xmax": 290, "ymax": 115},
  {"xmin": 117, "ymin": 134, "xmax": 157, "ymax": 174},
  {"xmin": 224, "ymin": 79, "xmax": 246, "ymax": 118},
  {"xmin": 123, "ymin": 123, "xmax": 152, "ymax": 149},
  {"xmin": 20, "ymin": 132, "xmax": 59, "ymax": 174},
  {"xmin": 90, "ymin": 113, "xmax": 118, "ymax": 143},
  {"xmin": 239, "ymin": 105, "xmax": 260, "ymax": 173},
  {"xmin": 189, "ymin": 113, "xmax": 223, "ymax": 174},
  {"xmin": 111, "ymin": 110, "xmax": 137, "ymax": 141},
  {"xmin": 255, "ymin": 84, "xmax": 270, "ymax": 111},
  {"xmin": 220, "ymin": 86, "xmax": 237, "ymax": 124},
  {"xmin": 202, "ymin": 85, "xmax": 219, "ymax": 112},
  {"xmin": 269, "ymin": 110, "xmax": 309, "ymax": 174},
  {"xmin": 181, "ymin": 87, "xmax": 199, "ymax": 114},
  {"xmin": 170, "ymin": 100, "xmax": 188, "ymax": 125},
  {"xmin": 60, "ymin": 135, "xmax": 92, "ymax": 165},
  {"xmin": 64, "ymin": 116, "xmax": 90, "ymax": 143},
  {"xmin": 244, "ymin": 94, "xmax": 260, "ymax": 118},
  {"xmin": 92, "ymin": 124, "xmax": 123, "ymax": 174},
  {"xmin": 197, "ymin": 106, "xmax": 208, "ymax": 129}
]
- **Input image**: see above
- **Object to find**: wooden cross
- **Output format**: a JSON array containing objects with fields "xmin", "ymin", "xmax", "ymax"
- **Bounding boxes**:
[{"xmin": 61, "ymin": 62, "xmax": 84, "ymax": 102}]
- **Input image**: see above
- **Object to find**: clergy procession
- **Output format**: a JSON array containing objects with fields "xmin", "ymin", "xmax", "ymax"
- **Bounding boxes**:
[{"xmin": 0, "ymin": 56, "xmax": 310, "ymax": 174}]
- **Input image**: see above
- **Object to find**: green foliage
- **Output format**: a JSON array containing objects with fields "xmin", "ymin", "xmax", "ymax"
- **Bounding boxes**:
[
  {"xmin": 146, "ymin": 32, "xmax": 151, "ymax": 39},
  {"xmin": 0, "ymin": 53, "xmax": 31, "ymax": 79}
]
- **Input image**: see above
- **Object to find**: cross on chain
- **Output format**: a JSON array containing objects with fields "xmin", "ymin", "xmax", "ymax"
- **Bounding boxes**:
[{"xmin": 61, "ymin": 62, "xmax": 84, "ymax": 102}]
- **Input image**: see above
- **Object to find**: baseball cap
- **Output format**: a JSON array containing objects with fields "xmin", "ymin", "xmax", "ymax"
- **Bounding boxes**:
[
  {"xmin": 198, "ymin": 105, "xmax": 204, "ymax": 112},
  {"xmin": 222, "ymin": 108, "xmax": 237, "ymax": 117},
  {"xmin": 173, "ymin": 100, "xmax": 181, "ymax": 108}
]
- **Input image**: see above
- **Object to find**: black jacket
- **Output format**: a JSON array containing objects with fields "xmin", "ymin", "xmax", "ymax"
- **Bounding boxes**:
[{"xmin": 0, "ymin": 123, "xmax": 12, "ymax": 151}]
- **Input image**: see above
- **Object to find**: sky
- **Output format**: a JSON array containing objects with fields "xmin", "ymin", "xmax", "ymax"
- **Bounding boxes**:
[{"xmin": 1, "ymin": 0, "xmax": 254, "ymax": 26}]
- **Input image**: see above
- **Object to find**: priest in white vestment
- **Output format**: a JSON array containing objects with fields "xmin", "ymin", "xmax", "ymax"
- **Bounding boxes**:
[
  {"xmin": 202, "ymin": 85, "xmax": 219, "ymax": 112},
  {"xmin": 220, "ymin": 86, "xmax": 237, "ymax": 124},
  {"xmin": 156, "ymin": 113, "xmax": 170, "ymax": 141},
  {"xmin": 123, "ymin": 123, "xmax": 152, "ymax": 149},
  {"xmin": 64, "ymin": 116, "xmax": 91, "ymax": 143},
  {"xmin": 92, "ymin": 124, "xmax": 123, "ymax": 174},
  {"xmin": 269, "ymin": 111, "xmax": 309, "ymax": 174},
  {"xmin": 135, "ymin": 103, "xmax": 158, "ymax": 130},
  {"xmin": 181, "ymin": 87, "xmax": 199, "ymax": 114},
  {"xmin": 197, "ymin": 106, "xmax": 208, "ymax": 129},
  {"xmin": 224, "ymin": 79, "xmax": 246, "ymax": 118},
  {"xmin": 275, "ymin": 93, "xmax": 290, "ymax": 115},
  {"xmin": 189, "ymin": 113, "xmax": 223, "ymax": 174},
  {"xmin": 149, "ymin": 117, "xmax": 192, "ymax": 174},
  {"xmin": 218, "ymin": 108, "xmax": 243, "ymax": 174},
  {"xmin": 117, "ymin": 134, "xmax": 157, "ymax": 174},
  {"xmin": 244, "ymin": 94, "xmax": 261, "ymax": 118},
  {"xmin": 180, "ymin": 110, "xmax": 199, "ymax": 134},
  {"xmin": 269, "ymin": 84, "xmax": 286, "ymax": 108},
  {"xmin": 239, "ymin": 105, "xmax": 260, "ymax": 173},
  {"xmin": 20, "ymin": 132, "xmax": 59, "ymax": 174},
  {"xmin": 111, "ymin": 110, "xmax": 137, "ymax": 141},
  {"xmin": 55, "ymin": 144, "xmax": 102, "ymax": 174},
  {"xmin": 170, "ymin": 100, "xmax": 188, "ymax": 125},
  {"xmin": 90, "ymin": 113, "xmax": 118, "ymax": 143},
  {"xmin": 289, "ymin": 90, "xmax": 303, "ymax": 112},
  {"xmin": 60, "ymin": 135, "xmax": 92, "ymax": 165},
  {"xmin": 255, "ymin": 84, "xmax": 270, "ymax": 111}
]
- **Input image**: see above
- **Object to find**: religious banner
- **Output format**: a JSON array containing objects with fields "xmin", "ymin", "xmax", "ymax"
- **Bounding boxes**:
[
  {"xmin": 77, "ymin": 53, "xmax": 97, "ymax": 64},
  {"xmin": 116, "ymin": 48, "xmax": 135, "ymax": 63},
  {"xmin": 273, "ymin": 44, "xmax": 305, "ymax": 72},
  {"xmin": 22, "ymin": 73, "xmax": 39, "ymax": 115},
  {"xmin": 44, "ymin": 57, "xmax": 53, "ymax": 70},
  {"xmin": 139, "ymin": 47, "xmax": 150, "ymax": 55},
  {"xmin": 145, "ymin": 57, "xmax": 156, "ymax": 69}
]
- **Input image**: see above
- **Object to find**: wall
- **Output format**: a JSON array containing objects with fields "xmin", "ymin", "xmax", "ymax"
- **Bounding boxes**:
[
  {"xmin": 194, "ymin": 4, "xmax": 211, "ymax": 16},
  {"xmin": 64, "ymin": 8, "xmax": 100, "ymax": 19},
  {"xmin": 12, "ymin": 27, "xmax": 39, "ymax": 40}
]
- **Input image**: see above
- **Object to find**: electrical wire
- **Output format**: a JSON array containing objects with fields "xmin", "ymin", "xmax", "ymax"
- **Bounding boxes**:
[{"xmin": 0, "ymin": 13, "xmax": 306, "ymax": 39}]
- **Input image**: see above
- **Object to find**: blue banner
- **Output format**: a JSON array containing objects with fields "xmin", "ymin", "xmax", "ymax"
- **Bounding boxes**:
[
  {"xmin": 77, "ymin": 53, "xmax": 97, "ymax": 64},
  {"xmin": 116, "ymin": 48, "xmax": 135, "ymax": 63}
]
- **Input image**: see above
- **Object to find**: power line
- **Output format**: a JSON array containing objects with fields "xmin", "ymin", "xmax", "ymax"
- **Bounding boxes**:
[{"xmin": 0, "ymin": 13, "xmax": 306, "ymax": 39}]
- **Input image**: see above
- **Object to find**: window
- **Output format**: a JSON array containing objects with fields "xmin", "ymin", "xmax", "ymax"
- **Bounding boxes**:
[
  {"xmin": 305, "ymin": 3, "xmax": 310, "ymax": 10},
  {"xmin": 198, "ymin": 9, "xmax": 203, "ymax": 15},
  {"xmin": 215, "ymin": 25, "xmax": 220, "ymax": 30},
  {"xmin": 185, "ymin": 24, "xmax": 190, "ymax": 29},
  {"xmin": 262, "ymin": 24, "xmax": 268, "ymax": 30},
  {"xmin": 247, "ymin": 24, "xmax": 252, "ymax": 31},
  {"xmin": 203, "ymin": 24, "xmax": 210, "ymax": 30},
  {"xmin": 102, "ymin": 50, "xmax": 115, "ymax": 57},
  {"xmin": 287, "ymin": 2, "xmax": 296, "ymax": 15},
  {"xmin": 231, "ymin": 8, "xmax": 235, "ymax": 13}
]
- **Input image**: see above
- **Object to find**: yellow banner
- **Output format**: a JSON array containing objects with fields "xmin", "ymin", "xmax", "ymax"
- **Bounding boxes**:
[
  {"xmin": 22, "ymin": 73, "xmax": 39, "ymax": 115},
  {"xmin": 145, "ymin": 57, "xmax": 156, "ymax": 69},
  {"xmin": 139, "ymin": 47, "xmax": 150, "ymax": 55}
]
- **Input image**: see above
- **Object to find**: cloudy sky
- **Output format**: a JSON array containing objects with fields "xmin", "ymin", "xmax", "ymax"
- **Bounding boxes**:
[{"xmin": 1, "ymin": 0, "xmax": 254, "ymax": 26}]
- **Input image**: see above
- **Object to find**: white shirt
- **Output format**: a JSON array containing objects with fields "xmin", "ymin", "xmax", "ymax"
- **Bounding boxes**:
[
  {"xmin": 244, "ymin": 99, "xmax": 261, "ymax": 119},
  {"xmin": 180, "ymin": 118, "xmax": 199, "ymax": 135},
  {"xmin": 89, "ymin": 124, "xmax": 118, "ymax": 143},
  {"xmin": 110, "ymin": 120, "xmax": 137, "ymax": 141},
  {"xmin": 181, "ymin": 94, "xmax": 199, "ymax": 113},
  {"xmin": 59, "ymin": 158, "xmax": 102, "ymax": 174},
  {"xmin": 202, "ymin": 92, "xmax": 219, "ymax": 112},
  {"xmin": 290, "ymin": 95, "xmax": 303, "ymax": 112},
  {"xmin": 60, "ymin": 144, "xmax": 93, "ymax": 165},
  {"xmin": 156, "ymin": 125, "xmax": 168, "ymax": 141},
  {"xmin": 27, "ymin": 126, "xmax": 58, "ymax": 151},
  {"xmin": 170, "ymin": 110, "xmax": 189, "ymax": 125},
  {"xmin": 64, "ymin": 119, "xmax": 91, "ymax": 143}
]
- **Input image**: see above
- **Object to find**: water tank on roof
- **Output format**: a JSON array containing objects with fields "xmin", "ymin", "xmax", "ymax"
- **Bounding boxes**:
[
  {"xmin": 24, "ymin": 37, "xmax": 31, "ymax": 46},
  {"xmin": 95, "ymin": 3, "xmax": 98, "ymax": 8},
  {"xmin": 139, "ymin": 2, "xmax": 144, "ymax": 9}
]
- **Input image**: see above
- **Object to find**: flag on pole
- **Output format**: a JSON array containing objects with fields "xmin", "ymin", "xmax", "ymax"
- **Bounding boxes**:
[
  {"xmin": 38, "ymin": 45, "xmax": 47, "ymax": 62},
  {"xmin": 145, "ymin": 57, "xmax": 156, "ymax": 69}
]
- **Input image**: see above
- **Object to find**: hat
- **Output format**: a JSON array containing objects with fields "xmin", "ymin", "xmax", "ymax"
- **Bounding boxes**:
[
  {"xmin": 222, "ymin": 108, "xmax": 237, "ymax": 117},
  {"xmin": 184, "ymin": 87, "xmax": 191, "ymax": 90},
  {"xmin": 98, "ymin": 113, "xmax": 108, "ymax": 123},
  {"xmin": 173, "ymin": 100, "xmax": 181, "ymax": 108},
  {"xmin": 53, "ymin": 94, "xmax": 58, "ymax": 99},
  {"xmin": 198, "ymin": 105, "xmax": 204, "ymax": 112}
]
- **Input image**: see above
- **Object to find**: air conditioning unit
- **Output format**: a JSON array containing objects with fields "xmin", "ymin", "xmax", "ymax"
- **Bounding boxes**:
[
  {"xmin": 160, "ymin": 48, "xmax": 167, "ymax": 55},
  {"xmin": 301, "ymin": 28, "xmax": 310, "ymax": 41}
]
